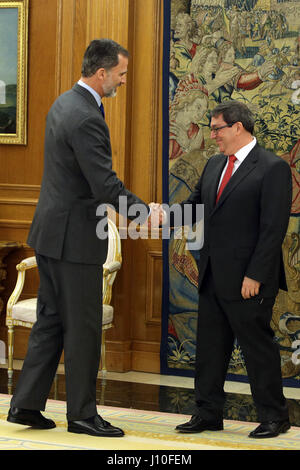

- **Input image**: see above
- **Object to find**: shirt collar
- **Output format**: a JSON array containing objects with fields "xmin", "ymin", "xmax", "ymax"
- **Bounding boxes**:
[
  {"xmin": 77, "ymin": 79, "xmax": 102, "ymax": 108},
  {"xmin": 234, "ymin": 137, "xmax": 257, "ymax": 163}
]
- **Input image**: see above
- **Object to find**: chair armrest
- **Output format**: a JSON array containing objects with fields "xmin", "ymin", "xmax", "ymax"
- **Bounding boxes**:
[
  {"xmin": 16, "ymin": 256, "xmax": 37, "ymax": 271},
  {"xmin": 103, "ymin": 261, "xmax": 121, "ymax": 277},
  {"xmin": 6, "ymin": 256, "xmax": 37, "ymax": 321}
]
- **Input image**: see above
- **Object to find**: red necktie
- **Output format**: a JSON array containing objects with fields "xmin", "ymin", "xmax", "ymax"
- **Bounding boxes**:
[{"xmin": 216, "ymin": 154, "xmax": 237, "ymax": 203}]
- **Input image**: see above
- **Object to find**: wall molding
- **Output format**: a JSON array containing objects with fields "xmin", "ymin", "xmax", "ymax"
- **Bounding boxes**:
[
  {"xmin": 0, "ymin": 183, "xmax": 40, "ymax": 197},
  {"xmin": 0, "ymin": 220, "xmax": 31, "ymax": 229},
  {"xmin": 145, "ymin": 250, "xmax": 163, "ymax": 326},
  {"xmin": 106, "ymin": 339, "xmax": 160, "ymax": 373}
]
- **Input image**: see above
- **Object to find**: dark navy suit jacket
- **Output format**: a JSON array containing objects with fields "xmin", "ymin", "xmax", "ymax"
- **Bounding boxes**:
[{"xmin": 173, "ymin": 144, "xmax": 292, "ymax": 300}]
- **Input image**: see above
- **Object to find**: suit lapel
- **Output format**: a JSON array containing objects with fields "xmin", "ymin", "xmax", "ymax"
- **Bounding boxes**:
[
  {"xmin": 213, "ymin": 145, "xmax": 259, "ymax": 212},
  {"xmin": 206, "ymin": 154, "xmax": 227, "ymax": 210}
]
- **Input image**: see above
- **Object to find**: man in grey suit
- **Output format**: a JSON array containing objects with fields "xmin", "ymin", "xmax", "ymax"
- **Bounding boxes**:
[{"xmin": 7, "ymin": 39, "xmax": 152, "ymax": 437}]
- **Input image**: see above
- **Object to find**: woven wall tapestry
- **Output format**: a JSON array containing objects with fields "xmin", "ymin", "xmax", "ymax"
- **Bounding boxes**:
[{"xmin": 161, "ymin": 0, "xmax": 300, "ymax": 386}]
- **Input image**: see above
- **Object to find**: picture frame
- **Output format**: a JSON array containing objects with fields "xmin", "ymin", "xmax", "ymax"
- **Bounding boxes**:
[{"xmin": 0, "ymin": 0, "xmax": 28, "ymax": 145}]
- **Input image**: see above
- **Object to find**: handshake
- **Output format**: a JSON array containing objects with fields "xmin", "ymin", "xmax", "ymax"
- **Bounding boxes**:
[{"xmin": 147, "ymin": 202, "xmax": 166, "ymax": 229}]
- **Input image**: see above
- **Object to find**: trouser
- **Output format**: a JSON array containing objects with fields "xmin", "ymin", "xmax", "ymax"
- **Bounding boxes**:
[
  {"xmin": 10, "ymin": 253, "xmax": 103, "ymax": 421},
  {"xmin": 194, "ymin": 264, "xmax": 289, "ymax": 423}
]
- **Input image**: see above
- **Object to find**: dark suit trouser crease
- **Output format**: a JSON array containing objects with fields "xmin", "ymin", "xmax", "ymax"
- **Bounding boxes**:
[
  {"xmin": 10, "ymin": 254, "xmax": 103, "ymax": 421},
  {"xmin": 194, "ymin": 264, "xmax": 288, "ymax": 423}
]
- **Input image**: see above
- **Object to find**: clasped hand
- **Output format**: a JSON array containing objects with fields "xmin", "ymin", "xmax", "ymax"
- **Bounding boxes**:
[{"xmin": 148, "ymin": 203, "xmax": 165, "ymax": 229}]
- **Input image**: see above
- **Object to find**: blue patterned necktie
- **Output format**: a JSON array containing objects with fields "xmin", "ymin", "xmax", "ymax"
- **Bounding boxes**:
[{"xmin": 100, "ymin": 102, "xmax": 105, "ymax": 119}]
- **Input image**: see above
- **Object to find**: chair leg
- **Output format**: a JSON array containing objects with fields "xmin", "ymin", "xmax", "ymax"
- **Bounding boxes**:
[
  {"xmin": 53, "ymin": 373, "xmax": 58, "ymax": 400},
  {"xmin": 101, "ymin": 329, "xmax": 107, "ymax": 373},
  {"xmin": 7, "ymin": 325, "xmax": 14, "ymax": 392}
]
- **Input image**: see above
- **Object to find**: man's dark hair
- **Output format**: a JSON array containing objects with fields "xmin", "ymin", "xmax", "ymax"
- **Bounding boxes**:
[
  {"xmin": 81, "ymin": 39, "xmax": 129, "ymax": 77},
  {"xmin": 210, "ymin": 100, "xmax": 255, "ymax": 134}
]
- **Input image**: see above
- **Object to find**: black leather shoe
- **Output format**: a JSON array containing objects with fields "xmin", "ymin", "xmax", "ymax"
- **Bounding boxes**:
[
  {"xmin": 249, "ymin": 420, "xmax": 290, "ymax": 438},
  {"xmin": 175, "ymin": 415, "xmax": 223, "ymax": 433},
  {"xmin": 68, "ymin": 414, "xmax": 124, "ymax": 437},
  {"xmin": 7, "ymin": 407, "xmax": 56, "ymax": 429}
]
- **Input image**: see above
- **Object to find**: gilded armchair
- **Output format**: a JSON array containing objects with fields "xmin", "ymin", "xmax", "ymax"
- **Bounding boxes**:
[{"xmin": 6, "ymin": 218, "xmax": 122, "ymax": 386}]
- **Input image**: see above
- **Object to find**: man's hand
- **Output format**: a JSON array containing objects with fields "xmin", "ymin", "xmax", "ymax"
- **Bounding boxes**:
[
  {"xmin": 241, "ymin": 276, "xmax": 261, "ymax": 299},
  {"xmin": 148, "ymin": 203, "xmax": 165, "ymax": 229}
]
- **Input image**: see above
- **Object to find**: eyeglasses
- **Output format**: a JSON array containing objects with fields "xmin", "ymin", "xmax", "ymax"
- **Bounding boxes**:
[{"xmin": 210, "ymin": 123, "xmax": 235, "ymax": 134}]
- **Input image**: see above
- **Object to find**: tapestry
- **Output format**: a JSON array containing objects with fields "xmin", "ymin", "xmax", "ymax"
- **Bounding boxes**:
[{"xmin": 161, "ymin": 0, "xmax": 300, "ymax": 386}]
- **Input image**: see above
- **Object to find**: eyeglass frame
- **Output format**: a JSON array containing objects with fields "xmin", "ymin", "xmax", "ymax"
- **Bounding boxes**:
[{"xmin": 210, "ymin": 123, "xmax": 236, "ymax": 134}]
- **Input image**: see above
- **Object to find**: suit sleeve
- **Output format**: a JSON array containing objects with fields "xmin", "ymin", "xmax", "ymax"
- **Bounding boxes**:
[
  {"xmin": 245, "ymin": 158, "xmax": 292, "ymax": 284},
  {"xmin": 168, "ymin": 160, "xmax": 208, "ymax": 228},
  {"xmin": 71, "ymin": 114, "xmax": 150, "ymax": 221}
]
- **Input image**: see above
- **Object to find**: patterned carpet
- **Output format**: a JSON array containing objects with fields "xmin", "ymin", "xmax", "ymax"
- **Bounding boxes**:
[{"xmin": 0, "ymin": 394, "xmax": 299, "ymax": 450}]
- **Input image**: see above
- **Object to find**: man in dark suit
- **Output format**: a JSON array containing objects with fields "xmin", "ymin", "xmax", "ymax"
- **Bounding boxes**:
[
  {"xmin": 7, "ymin": 39, "xmax": 153, "ymax": 437},
  {"xmin": 174, "ymin": 100, "xmax": 292, "ymax": 438}
]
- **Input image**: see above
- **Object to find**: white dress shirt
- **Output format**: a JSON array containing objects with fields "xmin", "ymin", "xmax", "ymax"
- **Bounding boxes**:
[{"xmin": 217, "ymin": 137, "xmax": 257, "ymax": 191}]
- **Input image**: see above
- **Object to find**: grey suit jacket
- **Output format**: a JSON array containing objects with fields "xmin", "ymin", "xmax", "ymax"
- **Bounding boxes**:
[
  {"xmin": 172, "ymin": 144, "xmax": 292, "ymax": 300},
  {"xmin": 28, "ymin": 83, "xmax": 149, "ymax": 265}
]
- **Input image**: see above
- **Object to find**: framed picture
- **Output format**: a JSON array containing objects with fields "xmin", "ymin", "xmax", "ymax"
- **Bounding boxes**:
[{"xmin": 0, "ymin": 0, "xmax": 28, "ymax": 145}]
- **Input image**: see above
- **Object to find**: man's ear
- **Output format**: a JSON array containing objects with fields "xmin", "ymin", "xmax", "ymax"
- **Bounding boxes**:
[
  {"xmin": 235, "ymin": 121, "xmax": 244, "ymax": 134},
  {"xmin": 96, "ymin": 68, "xmax": 106, "ymax": 81}
]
